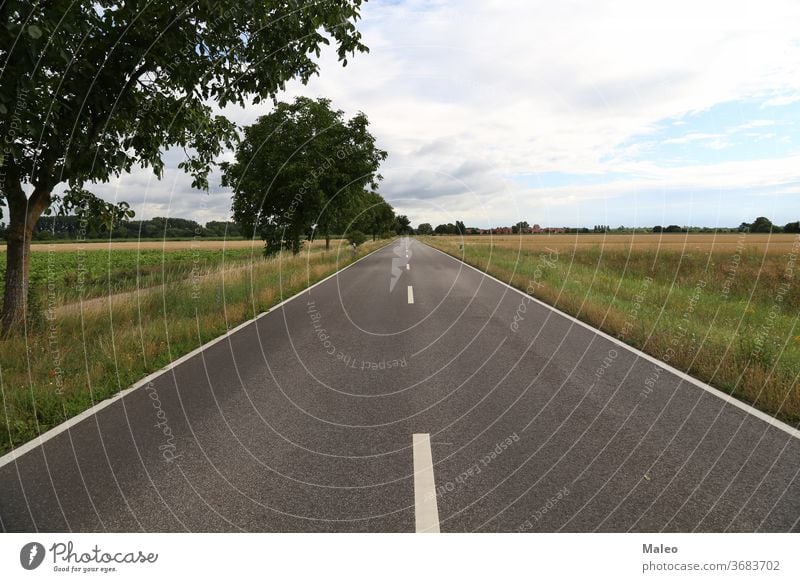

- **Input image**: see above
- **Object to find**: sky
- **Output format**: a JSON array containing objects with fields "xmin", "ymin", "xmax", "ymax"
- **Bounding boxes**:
[{"xmin": 96, "ymin": 0, "xmax": 800, "ymax": 229}]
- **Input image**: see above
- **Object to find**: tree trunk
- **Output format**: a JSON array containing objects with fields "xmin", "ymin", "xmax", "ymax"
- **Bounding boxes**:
[
  {"xmin": 2, "ymin": 189, "xmax": 50, "ymax": 334},
  {"xmin": 325, "ymin": 234, "xmax": 331, "ymax": 250}
]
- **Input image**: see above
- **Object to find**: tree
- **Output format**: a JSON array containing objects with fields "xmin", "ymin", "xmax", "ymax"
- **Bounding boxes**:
[
  {"xmin": 784, "ymin": 221, "xmax": 800, "ymax": 234},
  {"xmin": 0, "ymin": 1, "xmax": 369, "ymax": 331},
  {"xmin": 652, "ymin": 225, "xmax": 663, "ymax": 233},
  {"xmin": 346, "ymin": 230, "xmax": 367, "ymax": 247},
  {"xmin": 434, "ymin": 223, "xmax": 461, "ymax": 235},
  {"xmin": 204, "ymin": 221, "xmax": 244, "ymax": 238},
  {"xmin": 455, "ymin": 220, "xmax": 466, "ymax": 235},
  {"xmin": 416, "ymin": 223, "xmax": 433, "ymax": 235},
  {"xmin": 750, "ymin": 216, "xmax": 776, "ymax": 233},
  {"xmin": 355, "ymin": 192, "xmax": 395, "ymax": 241},
  {"xmin": 223, "ymin": 97, "xmax": 386, "ymax": 255},
  {"xmin": 395, "ymin": 215, "xmax": 412, "ymax": 235}
]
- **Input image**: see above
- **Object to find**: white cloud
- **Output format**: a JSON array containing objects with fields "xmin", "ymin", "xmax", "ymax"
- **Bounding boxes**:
[
  {"xmin": 730, "ymin": 119, "xmax": 776, "ymax": 132},
  {"xmin": 662, "ymin": 133, "xmax": 726, "ymax": 145},
  {"xmin": 762, "ymin": 94, "xmax": 800, "ymax": 107},
  {"xmin": 99, "ymin": 0, "xmax": 800, "ymax": 226}
]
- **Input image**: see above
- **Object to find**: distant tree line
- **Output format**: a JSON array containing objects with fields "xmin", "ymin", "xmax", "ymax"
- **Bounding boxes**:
[
  {"xmin": 411, "ymin": 215, "xmax": 799, "ymax": 236},
  {"xmin": 736, "ymin": 217, "xmax": 799, "ymax": 234},
  {"xmin": 0, "ymin": 216, "xmax": 252, "ymax": 241}
]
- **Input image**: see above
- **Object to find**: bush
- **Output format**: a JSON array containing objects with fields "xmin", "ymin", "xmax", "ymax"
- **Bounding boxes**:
[{"xmin": 346, "ymin": 231, "xmax": 367, "ymax": 246}]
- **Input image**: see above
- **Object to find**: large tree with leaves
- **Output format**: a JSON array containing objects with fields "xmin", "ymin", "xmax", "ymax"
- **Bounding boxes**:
[
  {"xmin": 222, "ymin": 96, "xmax": 387, "ymax": 254},
  {"xmin": 355, "ymin": 191, "xmax": 395, "ymax": 241},
  {"xmin": 0, "ymin": 1, "xmax": 368, "ymax": 332}
]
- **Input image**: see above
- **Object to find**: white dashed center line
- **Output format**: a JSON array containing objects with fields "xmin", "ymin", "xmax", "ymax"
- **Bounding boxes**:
[
  {"xmin": 407, "ymin": 286, "xmax": 414, "ymax": 304},
  {"xmin": 412, "ymin": 433, "xmax": 440, "ymax": 533}
]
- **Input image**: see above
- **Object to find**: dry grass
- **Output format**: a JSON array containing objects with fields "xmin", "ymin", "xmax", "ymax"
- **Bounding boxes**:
[
  {"xmin": 424, "ymin": 234, "xmax": 800, "ymax": 425},
  {"xmin": 4, "ymin": 238, "xmax": 343, "ymax": 253},
  {"xmin": 0, "ymin": 238, "xmax": 390, "ymax": 455},
  {"xmin": 453, "ymin": 233, "xmax": 797, "ymax": 254}
]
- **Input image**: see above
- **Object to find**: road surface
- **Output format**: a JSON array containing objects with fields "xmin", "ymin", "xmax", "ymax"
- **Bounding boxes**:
[{"xmin": 1, "ymin": 238, "xmax": 798, "ymax": 532}]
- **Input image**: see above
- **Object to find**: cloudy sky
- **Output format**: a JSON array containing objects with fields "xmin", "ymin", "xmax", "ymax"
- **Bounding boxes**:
[{"xmin": 99, "ymin": 0, "xmax": 800, "ymax": 229}]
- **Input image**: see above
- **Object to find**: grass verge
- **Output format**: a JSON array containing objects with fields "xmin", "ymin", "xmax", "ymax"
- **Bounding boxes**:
[
  {"xmin": 0, "ymin": 239, "xmax": 390, "ymax": 455},
  {"xmin": 422, "ymin": 235, "xmax": 800, "ymax": 426}
]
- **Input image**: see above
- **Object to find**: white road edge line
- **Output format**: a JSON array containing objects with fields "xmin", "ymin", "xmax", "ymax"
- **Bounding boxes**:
[
  {"xmin": 407, "ymin": 285, "xmax": 414, "ymax": 304},
  {"xmin": 423, "ymin": 242, "xmax": 800, "ymax": 441},
  {"xmin": 0, "ymin": 242, "xmax": 395, "ymax": 469},
  {"xmin": 412, "ymin": 433, "xmax": 440, "ymax": 533}
]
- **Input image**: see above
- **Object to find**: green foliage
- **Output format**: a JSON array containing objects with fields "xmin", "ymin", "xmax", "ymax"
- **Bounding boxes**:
[
  {"xmin": 394, "ymin": 215, "xmax": 412, "ymax": 234},
  {"xmin": 740, "ymin": 216, "xmax": 784, "ymax": 233},
  {"xmin": 750, "ymin": 216, "xmax": 776, "ymax": 233},
  {"xmin": 784, "ymin": 221, "xmax": 800, "ymax": 234},
  {"xmin": 0, "ymin": 0, "xmax": 370, "ymax": 328},
  {"xmin": 259, "ymin": 223, "xmax": 303, "ymax": 256},
  {"xmin": 31, "ymin": 215, "xmax": 248, "ymax": 240},
  {"xmin": 1, "ymin": 1, "xmax": 368, "ymax": 197},
  {"xmin": 511, "ymin": 221, "xmax": 528, "ymax": 233},
  {"xmin": 355, "ymin": 191, "xmax": 396, "ymax": 239},
  {"xmin": 346, "ymin": 230, "xmax": 367, "ymax": 247},
  {"xmin": 434, "ymin": 223, "xmax": 460, "ymax": 235},
  {"xmin": 416, "ymin": 223, "xmax": 434, "ymax": 235},
  {"xmin": 223, "ymin": 97, "xmax": 388, "ymax": 254}
]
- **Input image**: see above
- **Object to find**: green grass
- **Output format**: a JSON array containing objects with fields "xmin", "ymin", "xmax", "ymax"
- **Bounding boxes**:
[
  {"xmin": 4, "ymin": 247, "xmax": 259, "ymax": 305},
  {"xmin": 0, "ymin": 239, "xmax": 391, "ymax": 455},
  {"xmin": 27, "ymin": 236, "xmax": 249, "ymax": 244},
  {"xmin": 423, "ymin": 237, "xmax": 800, "ymax": 425}
]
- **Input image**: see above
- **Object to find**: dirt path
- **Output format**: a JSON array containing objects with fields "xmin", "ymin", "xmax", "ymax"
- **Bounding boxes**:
[{"xmin": 54, "ymin": 261, "xmax": 258, "ymax": 316}]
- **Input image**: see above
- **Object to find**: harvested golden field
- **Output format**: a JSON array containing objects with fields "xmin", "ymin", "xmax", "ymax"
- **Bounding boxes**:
[
  {"xmin": 424, "ymin": 233, "xmax": 800, "ymax": 425},
  {"xmin": 449, "ymin": 233, "xmax": 797, "ymax": 254}
]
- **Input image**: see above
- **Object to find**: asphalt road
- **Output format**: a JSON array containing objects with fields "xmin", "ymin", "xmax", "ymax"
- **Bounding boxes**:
[{"xmin": 1, "ymin": 238, "xmax": 798, "ymax": 532}]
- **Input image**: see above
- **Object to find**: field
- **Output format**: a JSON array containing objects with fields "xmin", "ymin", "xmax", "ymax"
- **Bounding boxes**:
[
  {"xmin": 423, "ymin": 233, "xmax": 800, "ymax": 425},
  {"xmin": 15, "ymin": 239, "xmax": 262, "ymax": 251},
  {"xmin": 0, "ymin": 237, "xmax": 388, "ymax": 455},
  {"xmin": 0, "ymin": 239, "xmax": 336, "ymax": 306}
]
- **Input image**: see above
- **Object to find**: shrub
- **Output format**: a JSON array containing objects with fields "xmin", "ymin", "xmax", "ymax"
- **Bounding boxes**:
[{"xmin": 347, "ymin": 231, "xmax": 367, "ymax": 246}]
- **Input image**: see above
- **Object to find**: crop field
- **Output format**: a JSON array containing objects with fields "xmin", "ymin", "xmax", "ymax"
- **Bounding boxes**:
[
  {"xmin": 0, "ymin": 238, "xmax": 341, "ymax": 306},
  {"xmin": 17, "ymin": 239, "xmax": 263, "ymax": 252},
  {"xmin": 448, "ymin": 233, "xmax": 796, "ymax": 254},
  {"xmin": 423, "ymin": 233, "xmax": 800, "ymax": 424},
  {"xmin": 0, "ymin": 237, "xmax": 385, "ymax": 455}
]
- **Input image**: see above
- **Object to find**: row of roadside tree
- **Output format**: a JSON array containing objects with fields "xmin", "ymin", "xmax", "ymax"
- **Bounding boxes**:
[{"xmin": 0, "ymin": 2, "xmax": 381, "ymax": 332}]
